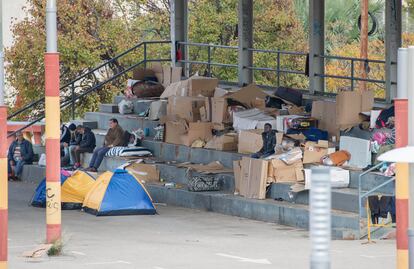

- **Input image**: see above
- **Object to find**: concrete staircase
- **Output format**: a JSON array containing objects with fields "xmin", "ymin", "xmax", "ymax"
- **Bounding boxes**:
[{"xmin": 20, "ymin": 95, "xmax": 395, "ymax": 240}]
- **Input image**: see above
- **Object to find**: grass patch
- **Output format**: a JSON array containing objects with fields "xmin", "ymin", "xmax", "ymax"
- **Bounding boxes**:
[{"xmin": 47, "ymin": 240, "xmax": 63, "ymax": 256}]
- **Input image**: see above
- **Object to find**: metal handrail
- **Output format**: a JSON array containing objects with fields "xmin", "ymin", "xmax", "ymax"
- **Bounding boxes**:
[
  {"xmin": 178, "ymin": 41, "xmax": 237, "ymax": 49},
  {"xmin": 317, "ymin": 54, "xmax": 386, "ymax": 64},
  {"xmin": 8, "ymin": 40, "xmax": 171, "ymax": 121},
  {"xmin": 7, "ymin": 41, "xmax": 172, "ymax": 137}
]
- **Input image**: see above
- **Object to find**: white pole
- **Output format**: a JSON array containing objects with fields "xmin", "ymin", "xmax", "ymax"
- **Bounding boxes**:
[
  {"xmin": 310, "ymin": 167, "xmax": 331, "ymax": 269},
  {"xmin": 46, "ymin": 0, "xmax": 57, "ymax": 53},
  {"xmin": 398, "ymin": 48, "xmax": 408, "ymax": 99},
  {"xmin": 0, "ymin": 0, "xmax": 4, "ymax": 105}
]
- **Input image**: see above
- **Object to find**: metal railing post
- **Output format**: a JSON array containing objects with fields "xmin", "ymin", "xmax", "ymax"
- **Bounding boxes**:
[
  {"xmin": 351, "ymin": 59, "xmax": 355, "ymax": 91},
  {"xmin": 144, "ymin": 42, "xmax": 147, "ymax": 69},
  {"xmin": 310, "ymin": 166, "xmax": 331, "ymax": 269},
  {"xmin": 207, "ymin": 45, "xmax": 212, "ymax": 77},
  {"xmin": 276, "ymin": 52, "xmax": 281, "ymax": 88},
  {"xmin": 71, "ymin": 83, "xmax": 75, "ymax": 120}
]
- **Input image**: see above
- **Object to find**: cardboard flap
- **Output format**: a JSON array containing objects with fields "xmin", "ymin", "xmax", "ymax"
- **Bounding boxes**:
[{"xmin": 227, "ymin": 84, "xmax": 268, "ymax": 108}]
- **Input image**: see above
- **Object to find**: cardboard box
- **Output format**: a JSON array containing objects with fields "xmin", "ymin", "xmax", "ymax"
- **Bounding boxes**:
[
  {"xmin": 189, "ymin": 77, "xmax": 219, "ymax": 97},
  {"xmin": 233, "ymin": 160, "xmax": 242, "ymax": 194},
  {"xmin": 181, "ymin": 122, "xmax": 213, "ymax": 147},
  {"xmin": 125, "ymin": 163, "xmax": 160, "ymax": 183},
  {"xmin": 162, "ymin": 66, "xmax": 182, "ymax": 86},
  {"xmin": 311, "ymin": 91, "xmax": 374, "ymax": 139},
  {"xmin": 238, "ymin": 129, "xmax": 263, "ymax": 154},
  {"xmin": 148, "ymin": 100, "xmax": 167, "ymax": 120},
  {"xmin": 240, "ymin": 157, "xmax": 268, "ymax": 199},
  {"xmin": 227, "ymin": 84, "xmax": 268, "ymax": 108},
  {"xmin": 269, "ymin": 158, "xmax": 304, "ymax": 182},
  {"xmin": 165, "ymin": 119, "xmax": 188, "ymax": 145},
  {"xmin": 214, "ymin": 87, "xmax": 229, "ymax": 97},
  {"xmin": 205, "ymin": 133, "xmax": 238, "ymax": 151},
  {"xmin": 132, "ymin": 68, "xmax": 155, "ymax": 80},
  {"xmin": 160, "ymin": 79, "xmax": 189, "ymax": 98},
  {"xmin": 302, "ymin": 140, "xmax": 334, "ymax": 164},
  {"xmin": 211, "ymin": 97, "xmax": 230, "ymax": 123},
  {"xmin": 167, "ymin": 96, "xmax": 206, "ymax": 122}
]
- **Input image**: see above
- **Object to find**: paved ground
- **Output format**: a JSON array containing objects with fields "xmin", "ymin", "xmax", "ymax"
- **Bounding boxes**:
[{"xmin": 8, "ymin": 181, "xmax": 395, "ymax": 269}]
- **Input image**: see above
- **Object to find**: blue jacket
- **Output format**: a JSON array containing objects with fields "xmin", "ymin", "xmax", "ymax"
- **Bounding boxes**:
[{"xmin": 8, "ymin": 139, "xmax": 34, "ymax": 163}]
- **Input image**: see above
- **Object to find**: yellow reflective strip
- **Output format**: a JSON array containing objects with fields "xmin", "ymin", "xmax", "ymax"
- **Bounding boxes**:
[
  {"xmin": 396, "ymin": 163, "xmax": 409, "ymax": 199},
  {"xmin": 0, "ymin": 159, "xmax": 7, "ymax": 209},
  {"xmin": 397, "ymin": 249, "xmax": 408, "ymax": 269},
  {"xmin": 46, "ymin": 182, "xmax": 61, "ymax": 225},
  {"xmin": 45, "ymin": 97, "xmax": 60, "ymax": 139}
]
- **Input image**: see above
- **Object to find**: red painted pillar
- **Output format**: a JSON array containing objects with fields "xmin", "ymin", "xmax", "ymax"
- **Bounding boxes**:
[
  {"xmin": 45, "ymin": 53, "xmax": 61, "ymax": 243},
  {"xmin": 395, "ymin": 99, "xmax": 409, "ymax": 268},
  {"xmin": 0, "ymin": 106, "xmax": 8, "ymax": 269}
]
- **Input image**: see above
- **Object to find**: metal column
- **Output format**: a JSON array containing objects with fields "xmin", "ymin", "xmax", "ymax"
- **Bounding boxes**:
[
  {"xmin": 385, "ymin": 0, "xmax": 402, "ymax": 102},
  {"xmin": 237, "ymin": 0, "xmax": 253, "ymax": 86},
  {"xmin": 309, "ymin": 0, "xmax": 325, "ymax": 94},
  {"xmin": 170, "ymin": 0, "xmax": 188, "ymax": 75},
  {"xmin": 45, "ymin": 0, "xmax": 61, "ymax": 244}
]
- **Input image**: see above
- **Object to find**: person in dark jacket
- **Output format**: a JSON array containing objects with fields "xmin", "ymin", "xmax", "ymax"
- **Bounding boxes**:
[
  {"xmin": 61, "ymin": 123, "xmax": 76, "ymax": 164},
  {"xmin": 66, "ymin": 125, "xmax": 83, "ymax": 166},
  {"xmin": 71, "ymin": 126, "xmax": 96, "ymax": 169},
  {"xmin": 87, "ymin": 118, "xmax": 123, "ymax": 172},
  {"xmin": 8, "ymin": 132, "xmax": 34, "ymax": 180},
  {"xmin": 251, "ymin": 123, "xmax": 276, "ymax": 159}
]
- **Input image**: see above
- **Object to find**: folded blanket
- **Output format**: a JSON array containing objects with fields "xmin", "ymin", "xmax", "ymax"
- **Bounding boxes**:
[{"xmin": 106, "ymin": 147, "xmax": 152, "ymax": 157}]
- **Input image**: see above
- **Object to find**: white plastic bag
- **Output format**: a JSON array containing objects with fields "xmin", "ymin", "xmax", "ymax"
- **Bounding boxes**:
[
  {"xmin": 38, "ymin": 153, "xmax": 46, "ymax": 167},
  {"xmin": 118, "ymin": 99, "xmax": 134, "ymax": 114}
]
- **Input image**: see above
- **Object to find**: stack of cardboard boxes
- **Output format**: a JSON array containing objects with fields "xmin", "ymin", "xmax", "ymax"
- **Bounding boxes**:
[{"xmin": 128, "ymin": 65, "xmax": 377, "ymax": 201}]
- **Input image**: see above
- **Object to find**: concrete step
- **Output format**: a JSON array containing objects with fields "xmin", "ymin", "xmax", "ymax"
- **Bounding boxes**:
[
  {"xmin": 142, "ymin": 139, "xmax": 245, "ymax": 168},
  {"xmin": 71, "ymin": 119, "xmax": 98, "ymax": 130},
  {"xmin": 114, "ymin": 95, "xmax": 125, "ymax": 104},
  {"xmin": 146, "ymin": 183, "xmax": 360, "ymax": 240},
  {"xmin": 84, "ymin": 112, "xmax": 160, "ymax": 137},
  {"xmin": 269, "ymin": 183, "xmax": 360, "ymax": 213},
  {"xmin": 21, "ymin": 165, "xmax": 45, "ymax": 183},
  {"xmin": 99, "ymin": 103, "xmax": 119, "ymax": 114},
  {"xmin": 113, "ymin": 96, "xmax": 157, "ymax": 116}
]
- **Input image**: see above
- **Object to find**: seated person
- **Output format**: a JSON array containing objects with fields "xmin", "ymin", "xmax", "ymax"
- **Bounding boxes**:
[
  {"xmin": 251, "ymin": 123, "xmax": 276, "ymax": 159},
  {"xmin": 61, "ymin": 123, "xmax": 76, "ymax": 166},
  {"xmin": 66, "ymin": 125, "xmax": 83, "ymax": 166},
  {"xmin": 71, "ymin": 125, "xmax": 96, "ymax": 169},
  {"xmin": 86, "ymin": 118, "xmax": 124, "ymax": 172},
  {"xmin": 8, "ymin": 132, "xmax": 34, "ymax": 180}
]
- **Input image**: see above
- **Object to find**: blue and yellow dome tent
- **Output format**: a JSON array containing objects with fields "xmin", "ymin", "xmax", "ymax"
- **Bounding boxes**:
[
  {"xmin": 82, "ymin": 169, "xmax": 156, "ymax": 216},
  {"xmin": 31, "ymin": 170, "xmax": 95, "ymax": 210}
]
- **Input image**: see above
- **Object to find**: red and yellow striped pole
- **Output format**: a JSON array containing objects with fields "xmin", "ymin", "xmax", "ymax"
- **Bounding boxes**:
[
  {"xmin": 45, "ymin": 52, "xmax": 61, "ymax": 243},
  {"xmin": 45, "ymin": 0, "xmax": 60, "ymax": 244},
  {"xmin": 395, "ymin": 99, "xmax": 409, "ymax": 268},
  {"xmin": 0, "ymin": 106, "xmax": 8, "ymax": 269}
]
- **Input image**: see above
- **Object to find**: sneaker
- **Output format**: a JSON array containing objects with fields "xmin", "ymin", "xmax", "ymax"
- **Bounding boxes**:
[
  {"xmin": 89, "ymin": 167, "xmax": 97, "ymax": 172},
  {"xmin": 73, "ymin": 163, "xmax": 81, "ymax": 169}
]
